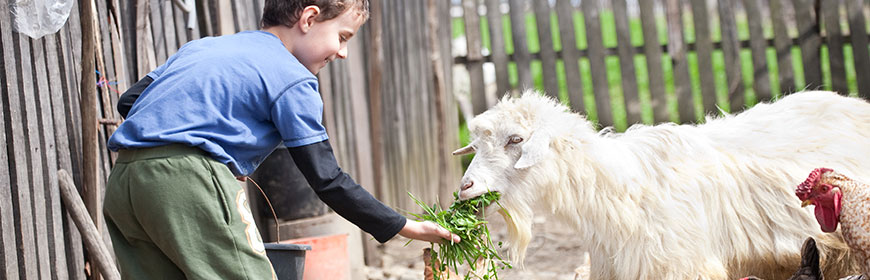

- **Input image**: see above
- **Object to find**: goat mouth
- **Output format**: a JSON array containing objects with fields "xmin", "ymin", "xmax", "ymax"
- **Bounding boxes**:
[{"xmin": 458, "ymin": 188, "xmax": 488, "ymax": 200}]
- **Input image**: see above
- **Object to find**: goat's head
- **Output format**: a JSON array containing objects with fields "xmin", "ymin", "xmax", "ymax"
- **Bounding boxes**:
[
  {"xmin": 453, "ymin": 90, "xmax": 594, "ymax": 262},
  {"xmin": 454, "ymin": 90, "xmax": 591, "ymax": 200}
]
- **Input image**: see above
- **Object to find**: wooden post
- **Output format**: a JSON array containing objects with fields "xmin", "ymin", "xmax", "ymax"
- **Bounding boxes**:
[
  {"xmin": 365, "ymin": 0, "xmax": 385, "ymax": 267},
  {"xmin": 79, "ymin": 0, "xmax": 103, "ymax": 278},
  {"xmin": 58, "ymin": 170, "xmax": 121, "ymax": 280}
]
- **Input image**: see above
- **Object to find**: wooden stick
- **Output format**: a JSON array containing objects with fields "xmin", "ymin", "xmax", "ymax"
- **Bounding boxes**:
[
  {"xmin": 80, "ymin": 0, "xmax": 104, "ymax": 277},
  {"xmin": 58, "ymin": 170, "xmax": 121, "ymax": 280}
]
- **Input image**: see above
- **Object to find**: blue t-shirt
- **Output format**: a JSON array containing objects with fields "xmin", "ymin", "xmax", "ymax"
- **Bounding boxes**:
[{"xmin": 108, "ymin": 31, "xmax": 329, "ymax": 176}]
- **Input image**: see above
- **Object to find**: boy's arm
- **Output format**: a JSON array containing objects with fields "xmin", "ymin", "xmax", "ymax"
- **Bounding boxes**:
[
  {"xmin": 287, "ymin": 139, "xmax": 407, "ymax": 243},
  {"xmin": 117, "ymin": 75, "xmax": 154, "ymax": 118}
]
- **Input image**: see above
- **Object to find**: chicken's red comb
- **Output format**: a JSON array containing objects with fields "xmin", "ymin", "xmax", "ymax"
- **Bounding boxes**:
[{"xmin": 795, "ymin": 168, "xmax": 834, "ymax": 200}]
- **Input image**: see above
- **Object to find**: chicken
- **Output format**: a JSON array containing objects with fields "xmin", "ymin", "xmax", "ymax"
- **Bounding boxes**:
[{"xmin": 797, "ymin": 168, "xmax": 870, "ymax": 277}]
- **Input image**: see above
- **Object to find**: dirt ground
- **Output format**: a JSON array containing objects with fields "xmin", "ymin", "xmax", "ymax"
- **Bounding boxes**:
[{"xmin": 365, "ymin": 214, "xmax": 591, "ymax": 280}]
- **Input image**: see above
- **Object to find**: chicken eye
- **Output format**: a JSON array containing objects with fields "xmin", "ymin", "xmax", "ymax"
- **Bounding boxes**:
[{"xmin": 507, "ymin": 135, "xmax": 523, "ymax": 145}]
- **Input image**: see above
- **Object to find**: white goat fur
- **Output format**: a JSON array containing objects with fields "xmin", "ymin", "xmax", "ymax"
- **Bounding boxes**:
[{"xmin": 458, "ymin": 90, "xmax": 870, "ymax": 279}]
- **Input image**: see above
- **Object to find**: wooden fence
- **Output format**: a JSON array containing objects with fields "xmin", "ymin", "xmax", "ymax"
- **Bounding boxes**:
[
  {"xmin": 454, "ymin": 0, "xmax": 870, "ymax": 130},
  {"xmin": 2, "ymin": 0, "xmax": 459, "ymax": 277}
]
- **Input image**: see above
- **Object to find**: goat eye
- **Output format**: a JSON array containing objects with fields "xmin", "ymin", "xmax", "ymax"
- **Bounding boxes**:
[{"xmin": 508, "ymin": 136, "xmax": 523, "ymax": 145}]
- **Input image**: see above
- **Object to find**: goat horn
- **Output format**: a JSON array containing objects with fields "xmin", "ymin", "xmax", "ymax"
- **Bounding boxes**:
[{"xmin": 452, "ymin": 145, "xmax": 475, "ymax": 155}]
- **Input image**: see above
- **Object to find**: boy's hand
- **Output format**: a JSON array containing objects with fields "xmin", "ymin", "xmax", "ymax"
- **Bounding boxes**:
[{"xmin": 398, "ymin": 219, "xmax": 461, "ymax": 244}]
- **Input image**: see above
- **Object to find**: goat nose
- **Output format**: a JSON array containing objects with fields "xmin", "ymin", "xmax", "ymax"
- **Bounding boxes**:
[{"xmin": 461, "ymin": 181, "xmax": 474, "ymax": 191}]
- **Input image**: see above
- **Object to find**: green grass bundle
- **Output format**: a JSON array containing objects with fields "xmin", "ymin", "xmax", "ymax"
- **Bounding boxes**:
[{"xmin": 409, "ymin": 191, "xmax": 512, "ymax": 280}]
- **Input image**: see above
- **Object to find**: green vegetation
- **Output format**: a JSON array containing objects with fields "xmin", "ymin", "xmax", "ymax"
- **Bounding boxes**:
[{"xmin": 409, "ymin": 191, "xmax": 511, "ymax": 280}]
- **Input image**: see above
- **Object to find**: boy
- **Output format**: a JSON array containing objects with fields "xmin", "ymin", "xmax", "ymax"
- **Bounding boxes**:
[{"xmin": 104, "ymin": 0, "xmax": 460, "ymax": 278}]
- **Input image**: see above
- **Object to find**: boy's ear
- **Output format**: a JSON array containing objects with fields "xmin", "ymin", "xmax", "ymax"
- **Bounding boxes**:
[{"xmin": 298, "ymin": 5, "xmax": 321, "ymax": 32}]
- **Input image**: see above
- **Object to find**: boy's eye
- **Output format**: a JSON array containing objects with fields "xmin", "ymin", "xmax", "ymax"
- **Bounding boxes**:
[{"xmin": 340, "ymin": 35, "xmax": 348, "ymax": 42}]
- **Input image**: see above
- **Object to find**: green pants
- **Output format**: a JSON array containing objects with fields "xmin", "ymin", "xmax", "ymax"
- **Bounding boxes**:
[{"xmin": 104, "ymin": 144, "xmax": 276, "ymax": 280}]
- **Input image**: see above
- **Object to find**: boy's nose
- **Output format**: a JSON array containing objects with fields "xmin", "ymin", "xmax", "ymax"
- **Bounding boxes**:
[{"xmin": 336, "ymin": 47, "xmax": 348, "ymax": 59}]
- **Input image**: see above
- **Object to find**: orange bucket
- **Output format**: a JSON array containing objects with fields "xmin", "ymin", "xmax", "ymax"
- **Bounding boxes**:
[{"xmin": 282, "ymin": 233, "xmax": 349, "ymax": 280}]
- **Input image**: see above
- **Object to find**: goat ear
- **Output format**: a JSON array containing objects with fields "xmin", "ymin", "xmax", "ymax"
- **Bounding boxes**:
[{"xmin": 514, "ymin": 130, "xmax": 551, "ymax": 169}]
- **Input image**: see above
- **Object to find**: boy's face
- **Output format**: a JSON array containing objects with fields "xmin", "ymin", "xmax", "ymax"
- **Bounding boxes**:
[{"xmin": 295, "ymin": 7, "xmax": 366, "ymax": 74}]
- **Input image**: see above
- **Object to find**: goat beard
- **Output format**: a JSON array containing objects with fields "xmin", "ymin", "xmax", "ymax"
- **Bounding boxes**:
[{"xmin": 497, "ymin": 198, "xmax": 534, "ymax": 266}]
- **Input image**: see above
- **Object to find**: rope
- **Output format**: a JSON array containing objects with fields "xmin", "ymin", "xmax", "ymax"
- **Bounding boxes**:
[{"xmin": 245, "ymin": 176, "xmax": 281, "ymax": 244}]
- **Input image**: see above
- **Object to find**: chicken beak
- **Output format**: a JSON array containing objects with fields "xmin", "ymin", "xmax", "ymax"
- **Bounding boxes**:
[{"xmin": 801, "ymin": 200, "xmax": 813, "ymax": 207}]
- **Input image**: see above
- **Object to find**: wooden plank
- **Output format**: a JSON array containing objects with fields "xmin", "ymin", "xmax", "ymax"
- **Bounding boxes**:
[
  {"xmin": 227, "ymin": 0, "xmax": 241, "ymax": 32},
  {"xmin": 0, "ymin": 11, "xmax": 19, "ymax": 278},
  {"xmin": 381, "ymin": 0, "xmax": 398, "ymax": 207},
  {"xmin": 30, "ymin": 34, "xmax": 60, "ymax": 280},
  {"xmin": 666, "ymin": 0, "xmax": 694, "ymax": 123},
  {"xmin": 253, "ymin": 0, "xmax": 265, "ymax": 26},
  {"xmin": 108, "ymin": 1, "xmax": 130, "ymax": 93},
  {"xmin": 94, "ymin": 0, "xmax": 121, "ymax": 145},
  {"xmin": 821, "ymin": 0, "xmax": 847, "ymax": 94},
  {"xmin": 2, "ymin": 10, "xmax": 38, "ymax": 277},
  {"xmin": 60, "ymin": 10, "xmax": 84, "ymax": 195},
  {"xmin": 581, "ymin": 0, "xmax": 613, "ymax": 126},
  {"xmin": 216, "ymin": 0, "xmax": 236, "ymax": 35},
  {"xmin": 346, "ymin": 38, "xmax": 375, "ymax": 204},
  {"xmin": 366, "ymin": 0, "xmax": 386, "ymax": 220},
  {"xmin": 240, "ymin": 0, "xmax": 258, "ymax": 30},
  {"xmin": 742, "ymin": 0, "xmax": 772, "ymax": 101},
  {"xmin": 612, "ymin": 0, "xmax": 640, "ymax": 125},
  {"xmin": 379, "ymin": 0, "xmax": 397, "ymax": 208},
  {"xmin": 462, "ymin": 0, "xmax": 487, "ymax": 115},
  {"xmin": 137, "ymin": 0, "xmax": 158, "ymax": 75},
  {"xmin": 198, "ymin": 0, "xmax": 217, "ymax": 37},
  {"xmin": 508, "ymin": 0, "xmax": 533, "ymax": 89},
  {"xmin": 58, "ymin": 21, "xmax": 87, "ymax": 280},
  {"xmin": 393, "ymin": 0, "xmax": 411, "ymax": 209},
  {"xmin": 717, "ymin": 0, "xmax": 746, "ymax": 111},
  {"xmin": 44, "ymin": 32, "xmax": 72, "ymax": 280},
  {"xmin": 149, "ymin": 0, "xmax": 168, "ymax": 64},
  {"xmin": 69, "ymin": 0, "xmax": 83, "ymax": 81},
  {"xmin": 15, "ymin": 30, "xmax": 47, "ymax": 280},
  {"xmin": 428, "ymin": 0, "xmax": 459, "ymax": 206},
  {"xmin": 172, "ymin": 0, "xmax": 190, "ymax": 44},
  {"xmin": 81, "ymin": 1, "xmax": 106, "ymax": 279},
  {"xmin": 847, "ymin": 0, "xmax": 870, "ymax": 97},
  {"xmin": 118, "ymin": 0, "xmax": 138, "ymax": 82},
  {"xmin": 793, "ymin": 0, "xmax": 823, "ymax": 88},
  {"xmin": 770, "ymin": 0, "xmax": 796, "ymax": 93},
  {"xmin": 412, "ymin": 0, "xmax": 436, "ymax": 199},
  {"xmin": 554, "ymin": 0, "xmax": 585, "ymax": 113},
  {"xmin": 107, "ymin": 18, "xmax": 127, "ymax": 127},
  {"xmin": 195, "ymin": 0, "xmax": 211, "ymax": 37},
  {"xmin": 532, "ymin": 0, "xmax": 560, "ymax": 99},
  {"xmin": 484, "ymin": 0, "xmax": 511, "ymax": 98},
  {"xmin": 689, "ymin": 0, "xmax": 717, "ymax": 113},
  {"xmin": 639, "ymin": 0, "xmax": 669, "ymax": 123},
  {"xmin": 34, "ymin": 35, "xmax": 70, "ymax": 279},
  {"xmin": 231, "ymin": 0, "xmax": 248, "ymax": 30},
  {"xmin": 161, "ymin": 0, "xmax": 179, "ymax": 56},
  {"xmin": 95, "ymin": 0, "xmax": 119, "ymax": 96}
]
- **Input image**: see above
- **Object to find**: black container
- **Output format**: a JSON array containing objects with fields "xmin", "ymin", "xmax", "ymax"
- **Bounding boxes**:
[
  {"xmin": 264, "ymin": 243, "xmax": 312, "ymax": 280},
  {"xmin": 251, "ymin": 148, "xmax": 330, "ymax": 220}
]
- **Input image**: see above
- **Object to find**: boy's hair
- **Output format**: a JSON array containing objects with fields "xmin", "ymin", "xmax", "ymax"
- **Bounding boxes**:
[{"xmin": 261, "ymin": 0, "xmax": 369, "ymax": 28}]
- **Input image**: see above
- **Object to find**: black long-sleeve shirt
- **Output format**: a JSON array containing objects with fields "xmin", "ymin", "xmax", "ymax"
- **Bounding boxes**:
[{"xmin": 117, "ymin": 76, "xmax": 406, "ymax": 243}]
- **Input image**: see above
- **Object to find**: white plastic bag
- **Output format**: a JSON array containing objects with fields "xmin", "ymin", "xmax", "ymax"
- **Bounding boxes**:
[{"xmin": 13, "ymin": 0, "xmax": 75, "ymax": 39}]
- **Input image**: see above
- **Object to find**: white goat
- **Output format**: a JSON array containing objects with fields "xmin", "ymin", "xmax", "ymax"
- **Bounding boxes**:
[{"xmin": 454, "ymin": 90, "xmax": 870, "ymax": 280}]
